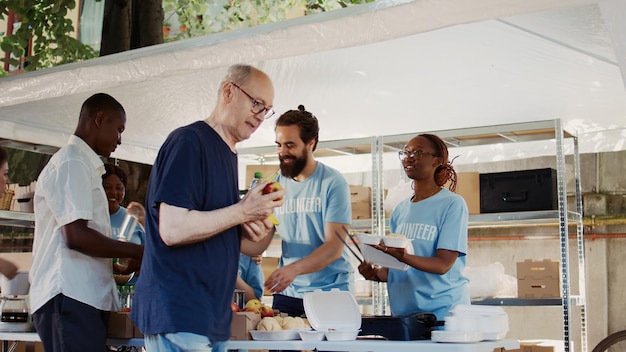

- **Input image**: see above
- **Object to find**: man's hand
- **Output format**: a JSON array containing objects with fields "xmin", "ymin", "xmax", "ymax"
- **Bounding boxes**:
[
  {"xmin": 0, "ymin": 258, "xmax": 18, "ymax": 279},
  {"xmin": 240, "ymin": 182, "xmax": 286, "ymax": 223},
  {"xmin": 264, "ymin": 265, "xmax": 299, "ymax": 294},
  {"xmin": 113, "ymin": 257, "xmax": 141, "ymax": 275},
  {"xmin": 242, "ymin": 218, "xmax": 274, "ymax": 242}
]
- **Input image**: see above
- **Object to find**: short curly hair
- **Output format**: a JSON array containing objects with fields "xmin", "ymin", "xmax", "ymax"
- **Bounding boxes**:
[{"xmin": 102, "ymin": 163, "xmax": 128, "ymax": 188}]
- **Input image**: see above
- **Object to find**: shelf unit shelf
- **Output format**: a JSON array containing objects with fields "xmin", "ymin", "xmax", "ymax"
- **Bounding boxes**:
[
  {"xmin": 0, "ymin": 210, "xmax": 35, "ymax": 228},
  {"xmin": 343, "ymin": 119, "xmax": 587, "ymax": 352}
]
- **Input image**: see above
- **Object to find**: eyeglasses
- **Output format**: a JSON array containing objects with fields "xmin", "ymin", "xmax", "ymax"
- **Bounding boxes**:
[
  {"xmin": 398, "ymin": 150, "xmax": 438, "ymax": 161},
  {"xmin": 230, "ymin": 82, "xmax": 275, "ymax": 119}
]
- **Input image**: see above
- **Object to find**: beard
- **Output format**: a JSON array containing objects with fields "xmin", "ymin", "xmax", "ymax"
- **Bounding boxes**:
[{"xmin": 279, "ymin": 153, "xmax": 308, "ymax": 178}]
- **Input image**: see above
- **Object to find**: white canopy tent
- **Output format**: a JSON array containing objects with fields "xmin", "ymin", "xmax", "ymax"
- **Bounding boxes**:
[{"xmin": 0, "ymin": 0, "xmax": 625, "ymax": 175}]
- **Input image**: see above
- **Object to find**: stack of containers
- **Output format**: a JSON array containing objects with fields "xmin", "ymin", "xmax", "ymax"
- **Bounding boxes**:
[{"xmin": 431, "ymin": 304, "xmax": 509, "ymax": 343}]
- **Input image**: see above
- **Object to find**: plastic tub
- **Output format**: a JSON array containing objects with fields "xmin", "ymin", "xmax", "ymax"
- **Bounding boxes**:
[{"xmin": 298, "ymin": 329, "xmax": 325, "ymax": 341}]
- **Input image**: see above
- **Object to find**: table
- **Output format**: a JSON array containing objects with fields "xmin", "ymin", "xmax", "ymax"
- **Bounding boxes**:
[
  {"xmin": 0, "ymin": 332, "xmax": 144, "ymax": 352},
  {"xmin": 226, "ymin": 339, "xmax": 520, "ymax": 352},
  {"xmin": 1, "ymin": 332, "xmax": 519, "ymax": 352}
]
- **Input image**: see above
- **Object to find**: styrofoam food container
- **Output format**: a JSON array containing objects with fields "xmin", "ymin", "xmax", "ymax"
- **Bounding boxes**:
[
  {"xmin": 447, "ymin": 304, "xmax": 509, "ymax": 340},
  {"xmin": 444, "ymin": 316, "xmax": 477, "ymax": 332},
  {"xmin": 432, "ymin": 330, "xmax": 483, "ymax": 343},
  {"xmin": 303, "ymin": 289, "xmax": 361, "ymax": 333},
  {"xmin": 356, "ymin": 233, "xmax": 381, "ymax": 245},
  {"xmin": 250, "ymin": 330, "xmax": 300, "ymax": 341},
  {"xmin": 324, "ymin": 329, "xmax": 360, "ymax": 341},
  {"xmin": 298, "ymin": 329, "xmax": 325, "ymax": 341},
  {"xmin": 382, "ymin": 235, "xmax": 410, "ymax": 248}
]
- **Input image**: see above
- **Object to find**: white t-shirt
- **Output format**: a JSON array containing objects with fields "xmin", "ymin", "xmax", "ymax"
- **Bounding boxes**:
[{"xmin": 30, "ymin": 135, "xmax": 119, "ymax": 313}]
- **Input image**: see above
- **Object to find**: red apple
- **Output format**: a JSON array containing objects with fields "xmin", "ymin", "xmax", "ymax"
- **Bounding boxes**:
[
  {"xmin": 260, "ymin": 305, "xmax": 274, "ymax": 318},
  {"xmin": 262, "ymin": 181, "xmax": 283, "ymax": 201},
  {"xmin": 231, "ymin": 302, "xmax": 240, "ymax": 312}
]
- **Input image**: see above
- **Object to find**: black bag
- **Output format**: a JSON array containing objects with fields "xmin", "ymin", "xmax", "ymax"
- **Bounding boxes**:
[
  {"xmin": 479, "ymin": 168, "xmax": 557, "ymax": 213},
  {"xmin": 359, "ymin": 312, "xmax": 441, "ymax": 340}
]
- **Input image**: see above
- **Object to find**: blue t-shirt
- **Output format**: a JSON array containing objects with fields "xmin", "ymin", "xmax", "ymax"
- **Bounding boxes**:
[
  {"xmin": 110, "ymin": 206, "xmax": 144, "ymax": 245},
  {"xmin": 238, "ymin": 254, "xmax": 264, "ymax": 300},
  {"xmin": 387, "ymin": 188, "xmax": 470, "ymax": 320},
  {"xmin": 273, "ymin": 162, "xmax": 354, "ymax": 298},
  {"xmin": 131, "ymin": 121, "xmax": 241, "ymax": 342}
]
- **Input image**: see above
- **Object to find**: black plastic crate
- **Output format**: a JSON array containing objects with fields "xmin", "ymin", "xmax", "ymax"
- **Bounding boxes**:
[
  {"xmin": 479, "ymin": 168, "xmax": 558, "ymax": 213},
  {"xmin": 359, "ymin": 312, "xmax": 439, "ymax": 340}
]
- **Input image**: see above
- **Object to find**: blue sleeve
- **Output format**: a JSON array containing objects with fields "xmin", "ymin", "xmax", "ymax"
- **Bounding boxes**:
[
  {"xmin": 151, "ymin": 129, "xmax": 205, "ymax": 211},
  {"xmin": 324, "ymin": 171, "xmax": 351, "ymax": 224},
  {"xmin": 437, "ymin": 196, "xmax": 469, "ymax": 256},
  {"xmin": 239, "ymin": 255, "xmax": 264, "ymax": 299}
]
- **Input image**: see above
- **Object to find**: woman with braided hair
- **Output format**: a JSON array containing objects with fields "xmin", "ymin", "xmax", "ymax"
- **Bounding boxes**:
[{"xmin": 358, "ymin": 133, "xmax": 470, "ymax": 320}]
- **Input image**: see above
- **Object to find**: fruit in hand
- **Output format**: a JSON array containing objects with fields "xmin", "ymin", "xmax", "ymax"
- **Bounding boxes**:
[
  {"xmin": 261, "ymin": 181, "xmax": 283, "ymax": 225},
  {"xmin": 262, "ymin": 182, "xmax": 283, "ymax": 200}
]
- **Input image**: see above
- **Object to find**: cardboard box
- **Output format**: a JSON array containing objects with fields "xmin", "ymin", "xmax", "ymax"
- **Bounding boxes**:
[
  {"xmin": 517, "ymin": 259, "xmax": 559, "ymax": 279},
  {"xmin": 496, "ymin": 340, "xmax": 561, "ymax": 352},
  {"xmin": 517, "ymin": 259, "xmax": 560, "ymax": 298},
  {"xmin": 351, "ymin": 202, "xmax": 371, "ymax": 219},
  {"xmin": 107, "ymin": 311, "xmax": 141, "ymax": 338},
  {"xmin": 349, "ymin": 185, "xmax": 371, "ymax": 204},
  {"xmin": 453, "ymin": 172, "xmax": 480, "ymax": 215},
  {"xmin": 230, "ymin": 311, "xmax": 262, "ymax": 340},
  {"xmin": 8, "ymin": 341, "xmax": 44, "ymax": 352},
  {"xmin": 518, "ymin": 278, "xmax": 560, "ymax": 298}
]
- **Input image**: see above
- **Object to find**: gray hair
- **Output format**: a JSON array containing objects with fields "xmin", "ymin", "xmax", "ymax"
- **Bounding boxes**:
[{"xmin": 219, "ymin": 64, "xmax": 254, "ymax": 97}]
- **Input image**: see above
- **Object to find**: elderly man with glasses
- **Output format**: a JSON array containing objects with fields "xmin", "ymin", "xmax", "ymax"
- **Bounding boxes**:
[{"xmin": 131, "ymin": 64, "xmax": 286, "ymax": 352}]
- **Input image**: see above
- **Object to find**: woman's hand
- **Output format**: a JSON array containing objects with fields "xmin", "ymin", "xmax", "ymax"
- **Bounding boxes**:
[
  {"xmin": 358, "ymin": 261, "xmax": 385, "ymax": 282},
  {"xmin": 370, "ymin": 243, "xmax": 407, "ymax": 263}
]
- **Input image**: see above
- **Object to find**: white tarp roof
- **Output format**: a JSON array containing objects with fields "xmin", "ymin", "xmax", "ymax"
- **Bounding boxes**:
[{"xmin": 0, "ymin": 0, "xmax": 625, "ymax": 170}]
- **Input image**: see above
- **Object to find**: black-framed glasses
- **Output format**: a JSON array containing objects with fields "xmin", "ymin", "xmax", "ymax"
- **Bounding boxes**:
[
  {"xmin": 230, "ymin": 82, "xmax": 275, "ymax": 119},
  {"xmin": 398, "ymin": 150, "xmax": 438, "ymax": 161}
]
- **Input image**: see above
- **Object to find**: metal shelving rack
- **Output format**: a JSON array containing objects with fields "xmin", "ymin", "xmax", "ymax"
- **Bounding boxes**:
[
  {"xmin": 237, "ymin": 119, "xmax": 587, "ymax": 352},
  {"xmin": 0, "ymin": 210, "xmax": 35, "ymax": 228},
  {"xmin": 371, "ymin": 119, "xmax": 587, "ymax": 352}
]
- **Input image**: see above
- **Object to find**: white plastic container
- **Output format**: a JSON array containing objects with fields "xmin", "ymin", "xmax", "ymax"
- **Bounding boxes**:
[
  {"xmin": 382, "ymin": 235, "xmax": 410, "ymax": 248},
  {"xmin": 303, "ymin": 289, "xmax": 361, "ymax": 341},
  {"xmin": 446, "ymin": 304, "xmax": 509, "ymax": 341},
  {"xmin": 298, "ymin": 329, "xmax": 325, "ymax": 341},
  {"xmin": 356, "ymin": 233, "xmax": 382, "ymax": 246}
]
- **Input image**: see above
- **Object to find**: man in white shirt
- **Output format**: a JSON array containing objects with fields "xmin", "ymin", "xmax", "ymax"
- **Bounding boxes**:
[{"xmin": 30, "ymin": 93, "xmax": 144, "ymax": 352}]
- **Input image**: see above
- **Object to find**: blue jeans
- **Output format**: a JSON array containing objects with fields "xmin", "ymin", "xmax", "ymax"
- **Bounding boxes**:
[{"xmin": 144, "ymin": 332, "xmax": 226, "ymax": 352}]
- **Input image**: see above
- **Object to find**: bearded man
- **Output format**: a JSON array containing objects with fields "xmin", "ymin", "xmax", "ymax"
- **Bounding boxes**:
[{"xmin": 263, "ymin": 105, "xmax": 354, "ymax": 317}]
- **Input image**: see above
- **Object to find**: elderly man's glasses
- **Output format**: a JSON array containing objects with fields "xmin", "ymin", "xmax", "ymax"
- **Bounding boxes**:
[
  {"xmin": 231, "ymin": 82, "xmax": 275, "ymax": 119},
  {"xmin": 398, "ymin": 150, "xmax": 438, "ymax": 161}
]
